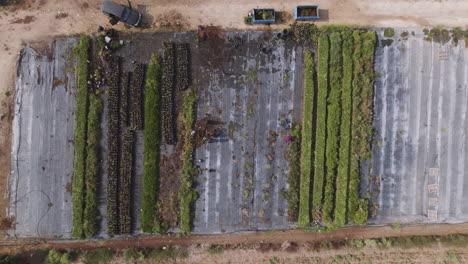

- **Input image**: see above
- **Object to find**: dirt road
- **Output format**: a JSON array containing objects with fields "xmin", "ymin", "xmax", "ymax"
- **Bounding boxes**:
[{"xmin": 1, "ymin": 0, "xmax": 468, "ymax": 238}]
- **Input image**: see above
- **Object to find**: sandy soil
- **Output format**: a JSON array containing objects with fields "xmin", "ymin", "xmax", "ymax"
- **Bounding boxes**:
[{"xmin": 1, "ymin": 0, "xmax": 468, "ymax": 239}]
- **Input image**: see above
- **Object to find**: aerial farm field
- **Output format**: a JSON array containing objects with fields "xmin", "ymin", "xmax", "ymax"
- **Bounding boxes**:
[
  {"xmin": 7, "ymin": 24, "xmax": 468, "ymax": 242},
  {"xmin": 1, "ymin": 0, "xmax": 468, "ymax": 263}
]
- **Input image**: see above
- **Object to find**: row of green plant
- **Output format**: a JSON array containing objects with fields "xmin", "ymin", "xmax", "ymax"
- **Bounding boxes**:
[
  {"xmin": 178, "ymin": 88, "xmax": 198, "ymax": 234},
  {"xmin": 287, "ymin": 123, "xmax": 301, "ymax": 222},
  {"xmin": 82, "ymin": 93, "xmax": 103, "ymax": 238},
  {"xmin": 141, "ymin": 54, "xmax": 162, "ymax": 233},
  {"xmin": 105, "ymin": 57, "xmax": 121, "ymax": 236},
  {"xmin": 311, "ymin": 34, "xmax": 329, "ymax": 222},
  {"xmin": 346, "ymin": 31, "xmax": 377, "ymax": 225},
  {"xmin": 333, "ymin": 31, "xmax": 354, "ymax": 226},
  {"xmin": 322, "ymin": 32, "xmax": 343, "ymax": 224},
  {"xmin": 296, "ymin": 30, "xmax": 376, "ymax": 227},
  {"xmin": 298, "ymin": 50, "xmax": 314, "ymax": 227},
  {"xmin": 71, "ymin": 36, "xmax": 103, "ymax": 239}
]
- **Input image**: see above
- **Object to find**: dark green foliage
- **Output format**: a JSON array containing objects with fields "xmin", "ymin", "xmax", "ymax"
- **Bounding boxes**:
[
  {"xmin": 179, "ymin": 89, "xmax": 198, "ymax": 234},
  {"xmin": 120, "ymin": 72, "xmax": 129, "ymax": 128},
  {"xmin": 44, "ymin": 250, "xmax": 71, "ymax": 264},
  {"xmin": 106, "ymin": 56, "xmax": 121, "ymax": 236},
  {"xmin": 298, "ymin": 50, "xmax": 314, "ymax": 227},
  {"xmin": 141, "ymin": 53, "xmax": 162, "ymax": 233},
  {"xmin": 161, "ymin": 42, "xmax": 176, "ymax": 144},
  {"xmin": 71, "ymin": 36, "xmax": 91, "ymax": 239},
  {"xmin": 80, "ymin": 248, "xmax": 114, "ymax": 264},
  {"xmin": 123, "ymin": 248, "xmax": 145, "ymax": 261},
  {"xmin": 119, "ymin": 131, "xmax": 134, "ymax": 233},
  {"xmin": 323, "ymin": 32, "xmax": 343, "ymax": 224},
  {"xmin": 334, "ymin": 31, "xmax": 353, "ymax": 226},
  {"xmin": 129, "ymin": 64, "xmax": 144, "ymax": 130},
  {"xmin": 287, "ymin": 123, "xmax": 301, "ymax": 222},
  {"xmin": 312, "ymin": 34, "xmax": 329, "ymax": 220},
  {"xmin": 83, "ymin": 94, "xmax": 103, "ymax": 238}
]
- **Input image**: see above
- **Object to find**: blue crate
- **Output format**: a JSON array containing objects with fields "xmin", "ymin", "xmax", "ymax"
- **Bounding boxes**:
[
  {"xmin": 294, "ymin": 5, "xmax": 319, "ymax": 21},
  {"xmin": 252, "ymin": 8, "xmax": 276, "ymax": 24}
]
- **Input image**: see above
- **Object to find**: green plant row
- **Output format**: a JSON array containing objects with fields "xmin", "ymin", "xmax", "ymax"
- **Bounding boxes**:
[
  {"xmin": 178, "ymin": 88, "xmax": 198, "ymax": 234},
  {"xmin": 141, "ymin": 54, "xmax": 162, "ymax": 233},
  {"xmin": 311, "ymin": 34, "xmax": 329, "ymax": 221},
  {"xmin": 82, "ymin": 93, "xmax": 103, "ymax": 238},
  {"xmin": 298, "ymin": 50, "xmax": 314, "ymax": 227},
  {"xmin": 322, "ymin": 32, "xmax": 343, "ymax": 224},
  {"xmin": 71, "ymin": 36, "xmax": 91, "ymax": 238},
  {"xmin": 287, "ymin": 123, "xmax": 301, "ymax": 222},
  {"xmin": 333, "ymin": 31, "xmax": 354, "ymax": 226},
  {"xmin": 348, "ymin": 31, "xmax": 377, "ymax": 225}
]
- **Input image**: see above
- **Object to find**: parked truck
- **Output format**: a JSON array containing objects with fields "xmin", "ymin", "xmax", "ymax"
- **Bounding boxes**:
[
  {"xmin": 294, "ymin": 5, "xmax": 319, "ymax": 21},
  {"xmin": 252, "ymin": 8, "xmax": 276, "ymax": 24}
]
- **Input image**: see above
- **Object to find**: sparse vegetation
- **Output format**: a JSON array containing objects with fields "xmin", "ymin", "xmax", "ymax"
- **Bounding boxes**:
[
  {"xmin": 80, "ymin": 248, "xmax": 114, "ymax": 264},
  {"xmin": 298, "ymin": 50, "xmax": 314, "ymax": 227},
  {"xmin": 384, "ymin": 28, "xmax": 395, "ymax": 38},
  {"xmin": 141, "ymin": 54, "xmax": 162, "ymax": 233}
]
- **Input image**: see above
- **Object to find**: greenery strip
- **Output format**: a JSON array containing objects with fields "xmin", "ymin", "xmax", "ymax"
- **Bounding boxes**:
[
  {"xmin": 323, "ymin": 32, "xmax": 343, "ymax": 224},
  {"xmin": 334, "ymin": 31, "xmax": 353, "ymax": 226},
  {"xmin": 83, "ymin": 93, "xmax": 103, "ymax": 238},
  {"xmin": 141, "ymin": 54, "xmax": 162, "ymax": 233},
  {"xmin": 178, "ymin": 89, "xmax": 198, "ymax": 234},
  {"xmin": 298, "ymin": 50, "xmax": 314, "ymax": 227},
  {"xmin": 71, "ymin": 36, "xmax": 91, "ymax": 238},
  {"xmin": 287, "ymin": 123, "xmax": 301, "ymax": 222},
  {"xmin": 312, "ymin": 34, "xmax": 329, "ymax": 220}
]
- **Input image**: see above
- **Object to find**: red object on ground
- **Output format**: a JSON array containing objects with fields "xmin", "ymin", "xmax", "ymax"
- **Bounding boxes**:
[{"xmin": 285, "ymin": 135, "xmax": 292, "ymax": 142}]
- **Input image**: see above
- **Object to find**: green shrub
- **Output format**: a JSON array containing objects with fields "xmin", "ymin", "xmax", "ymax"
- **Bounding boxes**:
[
  {"xmin": 141, "ymin": 54, "xmax": 162, "ymax": 233},
  {"xmin": 44, "ymin": 250, "xmax": 70, "ymax": 264},
  {"xmin": 287, "ymin": 123, "xmax": 301, "ymax": 222},
  {"xmin": 4, "ymin": 90, "xmax": 11, "ymax": 97},
  {"xmin": 383, "ymin": 28, "xmax": 394, "ymax": 37},
  {"xmin": 322, "ymin": 32, "xmax": 342, "ymax": 224},
  {"xmin": 334, "ymin": 31, "xmax": 353, "ymax": 226},
  {"xmin": 244, "ymin": 16, "xmax": 252, "ymax": 24},
  {"xmin": 71, "ymin": 36, "xmax": 91, "ymax": 238},
  {"xmin": 123, "ymin": 248, "xmax": 145, "ymax": 262},
  {"xmin": 298, "ymin": 50, "xmax": 314, "ymax": 227},
  {"xmin": 178, "ymin": 89, "xmax": 198, "ymax": 234},
  {"xmin": 83, "ymin": 94, "xmax": 102, "ymax": 238},
  {"xmin": 80, "ymin": 248, "xmax": 114, "ymax": 264},
  {"xmin": 208, "ymin": 245, "xmax": 224, "ymax": 255},
  {"xmin": 312, "ymin": 34, "xmax": 329, "ymax": 220}
]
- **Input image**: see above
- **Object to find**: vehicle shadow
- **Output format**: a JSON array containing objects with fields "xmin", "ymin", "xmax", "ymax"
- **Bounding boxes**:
[{"xmin": 137, "ymin": 4, "xmax": 154, "ymax": 29}]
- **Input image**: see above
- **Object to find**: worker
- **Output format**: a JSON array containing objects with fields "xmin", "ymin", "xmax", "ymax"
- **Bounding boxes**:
[
  {"xmin": 97, "ymin": 25, "xmax": 105, "ymax": 32},
  {"xmin": 284, "ymin": 135, "xmax": 292, "ymax": 142},
  {"xmin": 190, "ymin": 130, "xmax": 196, "ymax": 137}
]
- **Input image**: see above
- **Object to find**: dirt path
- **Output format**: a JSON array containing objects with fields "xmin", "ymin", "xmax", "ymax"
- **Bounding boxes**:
[
  {"xmin": 1, "ymin": 222, "xmax": 468, "ymax": 254},
  {"xmin": 1, "ymin": 0, "xmax": 468, "ymax": 238}
]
